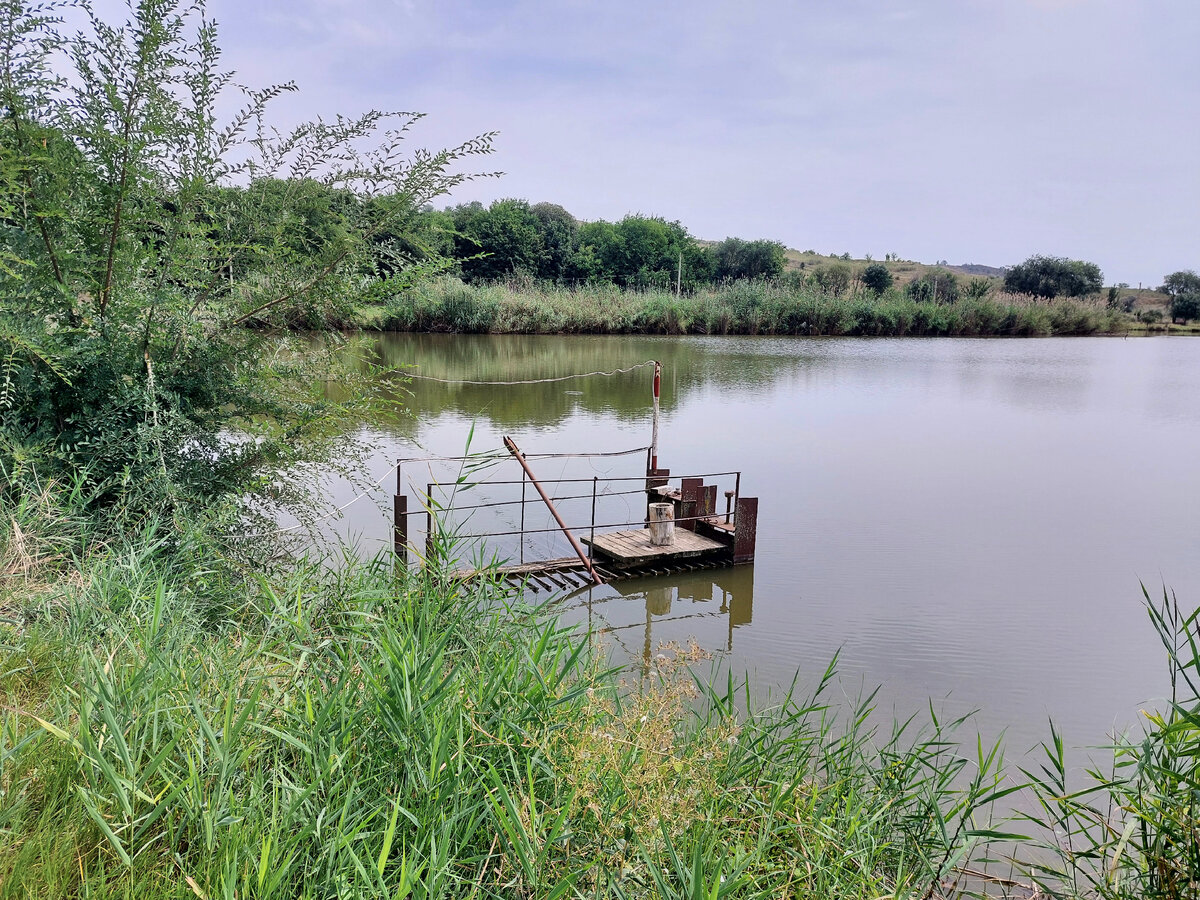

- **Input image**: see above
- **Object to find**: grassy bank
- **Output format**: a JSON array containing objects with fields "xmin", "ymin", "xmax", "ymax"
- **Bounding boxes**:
[
  {"xmin": 3, "ymin": 486, "xmax": 1198, "ymax": 898},
  {"xmin": 0, "ymin": 486, "xmax": 1010, "ymax": 899},
  {"xmin": 366, "ymin": 278, "xmax": 1129, "ymax": 337}
]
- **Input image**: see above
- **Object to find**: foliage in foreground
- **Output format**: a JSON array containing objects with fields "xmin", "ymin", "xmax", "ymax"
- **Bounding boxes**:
[
  {"xmin": 375, "ymin": 276, "xmax": 1127, "ymax": 337},
  {"xmin": 4, "ymin": 476, "xmax": 1200, "ymax": 900},
  {"xmin": 1018, "ymin": 588, "xmax": 1200, "ymax": 900},
  {"xmin": 0, "ymin": 505, "xmax": 1016, "ymax": 899},
  {"xmin": 0, "ymin": 0, "xmax": 493, "ymax": 529}
]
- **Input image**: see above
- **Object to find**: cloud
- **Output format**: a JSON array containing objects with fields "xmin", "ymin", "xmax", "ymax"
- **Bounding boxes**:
[{"xmin": 200, "ymin": 0, "xmax": 1199, "ymax": 283}]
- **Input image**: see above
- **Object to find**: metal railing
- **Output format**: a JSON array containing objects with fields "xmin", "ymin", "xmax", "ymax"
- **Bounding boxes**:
[{"xmin": 394, "ymin": 463, "xmax": 743, "ymax": 567}]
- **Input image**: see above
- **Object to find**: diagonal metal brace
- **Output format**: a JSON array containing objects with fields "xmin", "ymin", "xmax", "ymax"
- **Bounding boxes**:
[{"xmin": 503, "ymin": 436, "xmax": 604, "ymax": 586}]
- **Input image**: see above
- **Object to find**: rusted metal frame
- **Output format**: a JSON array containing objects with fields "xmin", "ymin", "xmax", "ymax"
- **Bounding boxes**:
[
  {"xmin": 444, "ymin": 470, "xmax": 740, "ymax": 487},
  {"xmin": 679, "ymin": 477, "xmax": 702, "ymax": 532},
  {"xmin": 590, "ymin": 476, "xmax": 598, "ymax": 558},
  {"xmin": 503, "ymin": 436, "xmax": 603, "ymax": 586},
  {"xmin": 452, "ymin": 511, "xmax": 725, "ymax": 541},
  {"xmin": 446, "ymin": 486, "xmax": 645, "ymax": 514},
  {"xmin": 733, "ymin": 497, "xmax": 759, "ymax": 564},
  {"xmin": 393, "ymin": 460, "xmax": 408, "ymax": 561}
]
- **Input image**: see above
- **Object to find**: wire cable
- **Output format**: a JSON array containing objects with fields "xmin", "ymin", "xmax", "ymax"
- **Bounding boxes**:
[{"xmin": 402, "ymin": 360, "xmax": 656, "ymax": 386}]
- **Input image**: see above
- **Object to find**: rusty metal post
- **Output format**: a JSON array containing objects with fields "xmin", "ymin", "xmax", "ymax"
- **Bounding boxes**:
[
  {"xmin": 724, "ymin": 490, "xmax": 734, "ymax": 524},
  {"xmin": 679, "ymin": 477, "xmax": 702, "ymax": 531},
  {"xmin": 650, "ymin": 360, "xmax": 661, "ymax": 471},
  {"xmin": 590, "ymin": 476, "xmax": 598, "ymax": 558},
  {"xmin": 733, "ymin": 497, "xmax": 759, "ymax": 564},
  {"xmin": 503, "ymin": 436, "xmax": 603, "ymax": 585},
  {"xmin": 519, "ymin": 469, "xmax": 527, "ymax": 565},
  {"xmin": 393, "ymin": 460, "xmax": 408, "ymax": 561}
]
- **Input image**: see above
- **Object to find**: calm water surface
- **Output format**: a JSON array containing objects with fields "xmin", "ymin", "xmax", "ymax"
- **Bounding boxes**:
[{"xmin": 325, "ymin": 334, "xmax": 1200, "ymax": 764}]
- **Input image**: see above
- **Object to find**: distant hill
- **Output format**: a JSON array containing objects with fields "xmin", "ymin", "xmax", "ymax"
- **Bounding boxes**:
[
  {"xmin": 777, "ymin": 248, "xmax": 1006, "ymax": 286},
  {"xmin": 955, "ymin": 263, "xmax": 1005, "ymax": 277}
]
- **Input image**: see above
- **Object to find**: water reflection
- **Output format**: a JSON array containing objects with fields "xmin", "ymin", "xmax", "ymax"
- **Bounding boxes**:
[
  {"xmin": 315, "ymin": 333, "xmax": 1200, "ymax": 776},
  {"xmin": 556, "ymin": 565, "xmax": 756, "ymax": 675},
  {"xmin": 323, "ymin": 333, "xmax": 823, "ymax": 431}
]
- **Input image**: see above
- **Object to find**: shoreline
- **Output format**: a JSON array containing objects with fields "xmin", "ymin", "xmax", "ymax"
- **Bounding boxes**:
[{"xmin": 324, "ymin": 276, "xmax": 1195, "ymax": 338}]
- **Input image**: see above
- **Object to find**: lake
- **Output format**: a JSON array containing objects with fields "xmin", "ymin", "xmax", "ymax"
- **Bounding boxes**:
[{"xmin": 321, "ymin": 333, "xmax": 1200, "ymax": 766}]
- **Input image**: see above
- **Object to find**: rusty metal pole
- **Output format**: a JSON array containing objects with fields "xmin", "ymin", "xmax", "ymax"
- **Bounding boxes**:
[
  {"xmin": 503, "ymin": 436, "xmax": 603, "ymax": 585},
  {"xmin": 393, "ymin": 460, "xmax": 408, "ymax": 562},
  {"xmin": 519, "ymin": 469, "xmax": 527, "ymax": 565},
  {"xmin": 590, "ymin": 476, "xmax": 598, "ymax": 558},
  {"xmin": 650, "ymin": 360, "xmax": 661, "ymax": 472}
]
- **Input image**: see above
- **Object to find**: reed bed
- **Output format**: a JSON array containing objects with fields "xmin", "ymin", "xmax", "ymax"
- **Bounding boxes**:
[
  {"xmin": 2, "ymin": 484, "xmax": 1196, "ymax": 899},
  {"xmin": 376, "ymin": 278, "xmax": 1127, "ymax": 338},
  {"xmin": 0, "ymin": 516, "xmax": 1014, "ymax": 899}
]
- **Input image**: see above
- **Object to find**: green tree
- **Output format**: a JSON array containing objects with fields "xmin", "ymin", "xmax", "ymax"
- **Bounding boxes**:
[
  {"xmin": 906, "ymin": 269, "xmax": 960, "ymax": 304},
  {"xmin": 450, "ymin": 199, "xmax": 547, "ymax": 281},
  {"xmin": 529, "ymin": 201, "xmax": 577, "ymax": 281},
  {"xmin": 860, "ymin": 262, "xmax": 893, "ymax": 295},
  {"xmin": 569, "ymin": 215, "xmax": 699, "ymax": 288},
  {"xmin": 811, "ymin": 262, "xmax": 852, "ymax": 295},
  {"xmin": 613, "ymin": 215, "xmax": 686, "ymax": 288},
  {"xmin": 569, "ymin": 220, "xmax": 622, "ymax": 283},
  {"xmin": 963, "ymin": 277, "xmax": 994, "ymax": 300},
  {"xmin": 0, "ymin": 0, "xmax": 494, "ymax": 523},
  {"xmin": 1003, "ymin": 255, "xmax": 1103, "ymax": 298},
  {"xmin": 1169, "ymin": 293, "xmax": 1200, "ymax": 323},
  {"xmin": 709, "ymin": 237, "xmax": 786, "ymax": 281},
  {"xmin": 1159, "ymin": 270, "xmax": 1200, "ymax": 298}
]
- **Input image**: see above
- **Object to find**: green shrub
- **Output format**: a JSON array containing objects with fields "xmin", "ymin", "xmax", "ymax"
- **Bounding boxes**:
[
  {"xmin": 861, "ymin": 263, "xmax": 893, "ymax": 295},
  {"xmin": 1169, "ymin": 293, "xmax": 1200, "ymax": 323}
]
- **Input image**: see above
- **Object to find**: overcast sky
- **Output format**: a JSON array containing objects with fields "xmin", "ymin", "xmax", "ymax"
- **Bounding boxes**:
[{"xmin": 205, "ymin": 0, "xmax": 1197, "ymax": 286}]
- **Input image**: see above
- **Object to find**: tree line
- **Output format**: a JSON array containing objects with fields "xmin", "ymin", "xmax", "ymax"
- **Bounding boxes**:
[{"xmin": 218, "ymin": 187, "xmax": 790, "ymax": 290}]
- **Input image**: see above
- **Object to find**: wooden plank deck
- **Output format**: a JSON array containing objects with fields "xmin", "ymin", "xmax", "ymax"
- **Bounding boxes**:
[{"xmin": 582, "ymin": 527, "xmax": 726, "ymax": 564}]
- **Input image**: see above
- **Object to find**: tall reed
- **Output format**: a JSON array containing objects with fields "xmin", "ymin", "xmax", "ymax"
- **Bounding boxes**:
[
  {"xmin": 0, "ymin": 518, "xmax": 1012, "ymax": 898},
  {"xmin": 376, "ymin": 277, "xmax": 1126, "ymax": 338},
  {"xmin": 1020, "ymin": 587, "xmax": 1200, "ymax": 900}
]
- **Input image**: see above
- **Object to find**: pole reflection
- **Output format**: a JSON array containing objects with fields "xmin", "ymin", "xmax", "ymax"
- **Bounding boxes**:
[{"xmin": 557, "ymin": 565, "xmax": 755, "ymax": 673}]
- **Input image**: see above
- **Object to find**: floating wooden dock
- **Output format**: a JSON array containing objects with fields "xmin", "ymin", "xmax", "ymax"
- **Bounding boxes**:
[
  {"xmin": 394, "ymin": 448, "xmax": 758, "ymax": 592},
  {"xmin": 583, "ymin": 527, "xmax": 725, "ymax": 564}
]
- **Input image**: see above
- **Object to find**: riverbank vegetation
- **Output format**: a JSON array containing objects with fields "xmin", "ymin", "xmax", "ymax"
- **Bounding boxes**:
[
  {"xmin": 370, "ymin": 276, "xmax": 1126, "ymax": 336},
  {"xmin": 0, "ymin": 488, "xmax": 1017, "ymax": 898},
  {"xmin": 4, "ymin": 473, "xmax": 1200, "ymax": 899}
]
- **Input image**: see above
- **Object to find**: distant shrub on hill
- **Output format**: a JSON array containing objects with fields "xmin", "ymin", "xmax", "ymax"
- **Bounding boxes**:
[
  {"xmin": 861, "ymin": 263, "xmax": 893, "ymax": 295},
  {"xmin": 1004, "ymin": 255, "xmax": 1103, "ymax": 298}
]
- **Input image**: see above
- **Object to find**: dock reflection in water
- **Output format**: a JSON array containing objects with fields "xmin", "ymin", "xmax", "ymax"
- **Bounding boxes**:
[{"xmin": 555, "ymin": 565, "xmax": 755, "ymax": 673}]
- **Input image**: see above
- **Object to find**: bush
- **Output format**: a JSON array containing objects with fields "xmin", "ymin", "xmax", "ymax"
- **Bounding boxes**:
[
  {"xmin": 1169, "ymin": 292, "xmax": 1200, "ymax": 323},
  {"xmin": 861, "ymin": 263, "xmax": 893, "ymax": 295},
  {"xmin": 1004, "ymin": 255, "xmax": 1103, "ymax": 298},
  {"xmin": 0, "ymin": 0, "xmax": 494, "ymax": 530},
  {"xmin": 906, "ymin": 269, "xmax": 959, "ymax": 304},
  {"xmin": 811, "ymin": 263, "xmax": 853, "ymax": 295}
]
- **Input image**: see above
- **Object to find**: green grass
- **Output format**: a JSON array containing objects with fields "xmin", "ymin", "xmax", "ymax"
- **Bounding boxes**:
[
  {"xmin": 368, "ymin": 277, "xmax": 1128, "ymax": 338},
  {"xmin": 3, "ymin": 483, "xmax": 1197, "ymax": 898},
  {"xmin": 0, "ymin": 504, "xmax": 1017, "ymax": 898}
]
